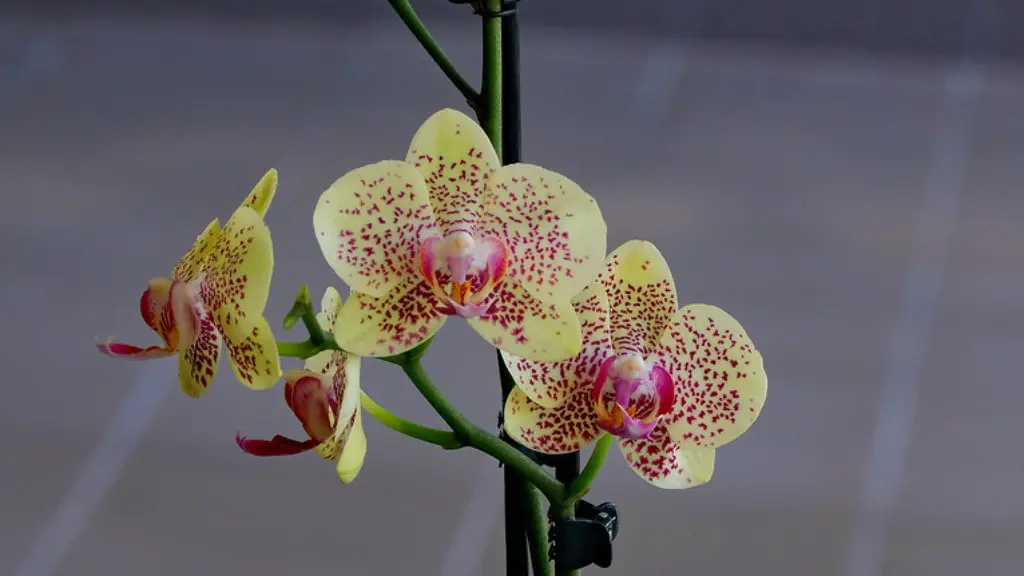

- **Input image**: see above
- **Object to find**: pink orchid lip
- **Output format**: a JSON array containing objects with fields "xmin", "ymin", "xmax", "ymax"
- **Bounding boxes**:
[
  {"xmin": 418, "ymin": 233, "xmax": 509, "ymax": 319},
  {"xmin": 592, "ymin": 355, "xmax": 675, "ymax": 440}
]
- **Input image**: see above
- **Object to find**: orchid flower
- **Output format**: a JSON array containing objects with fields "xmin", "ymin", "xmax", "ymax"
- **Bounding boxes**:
[
  {"xmin": 502, "ymin": 240, "xmax": 767, "ymax": 488},
  {"xmin": 98, "ymin": 170, "xmax": 283, "ymax": 397},
  {"xmin": 237, "ymin": 287, "xmax": 366, "ymax": 483},
  {"xmin": 313, "ymin": 108, "xmax": 607, "ymax": 361}
]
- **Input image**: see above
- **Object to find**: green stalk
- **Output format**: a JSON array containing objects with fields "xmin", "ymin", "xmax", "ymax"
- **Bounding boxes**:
[
  {"xmin": 481, "ymin": 0, "xmax": 502, "ymax": 159},
  {"xmin": 360, "ymin": 391, "xmax": 463, "ymax": 449},
  {"xmin": 566, "ymin": 433, "xmax": 614, "ymax": 505},
  {"xmin": 524, "ymin": 484, "xmax": 554, "ymax": 576},
  {"xmin": 400, "ymin": 358, "xmax": 566, "ymax": 506},
  {"xmin": 388, "ymin": 0, "xmax": 480, "ymax": 106}
]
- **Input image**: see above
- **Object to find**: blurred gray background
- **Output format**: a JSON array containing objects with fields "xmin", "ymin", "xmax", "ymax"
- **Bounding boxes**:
[{"xmin": 2, "ymin": 1, "xmax": 1022, "ymax": 575}]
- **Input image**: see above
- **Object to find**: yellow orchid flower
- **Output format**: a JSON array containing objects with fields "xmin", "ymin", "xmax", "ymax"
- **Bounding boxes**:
[
  {"xmin": 236, "ymin": 287, "xmax": 366, "ymax": 484},
  {"xmin": 313, "ymin": 108, "xmax": 607, "ymax": 361},
  {"xmin": 502, "ymin": 240, "xmax": 767, "ymax": 488},
  {"xmin": 98, "ymin": 169, "xmax": 283, "ymax": 397}
]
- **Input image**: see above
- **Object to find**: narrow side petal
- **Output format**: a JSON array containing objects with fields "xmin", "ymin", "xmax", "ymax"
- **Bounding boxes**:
[
  {"xmin": 333, "ymin": 277, "xmax": 447, "ymax": 357},
  {"xmin": 200, "ymin": 206, "xmax": 281, "ymax": 389},
  {"xmin": 335, "ymin": 410, "xmax": 367, "ymax": 484},
  {"xmin": 469, "ymin": 279, "xmax": 582, "ymax": 362},
  {"xmin": 657, "ymin": 305, "xmax": 767, "ymax": 449},
  {"xmin": 619, "ymin": 425, "xmax": 716, "ymax": 489},
  {"xmin": 313, "ymin": 160, "xmax": 438, "ymax": 298},
  {"xmin": 316, "ymin": 353, "xmax": 362, "ymax": 460},
  {"xmin": 503, "ymin": 386, "xmax": 601, "ymax": 454},
  {"xmin": 501, "ymin": 281, "xmax": 611, "ymax": 408},
  {"xmin": 237, "ymin": 434, "xmax": 319, "ymax": 456},
  {"xmin": 174, "ymin": 285, "xmax": 223, "ymax": 398},
  {"xmin": 97, "ymin": 340, "xmax": 173, "ymax": 359},
  {"xmin": 172, "ymin": 219, "xmax": 221, "ymax": 283},
  {"xmin": 317, "ymin": 286, "xmax": 344, "ymax": 331},
  {"xmin": 598, "ymin": 240, "xmax": 678, "ymax": 357},
  {"xmin": 406, "ymin": 108, "xmax": 499, "ymax": 234},
  {"xmin": 242, "ymin": 168, "xmax": 278, "ymax": 219},
  {"xmin": 480, "ymin": 164, "xmax": 607, "ymax": 305}
]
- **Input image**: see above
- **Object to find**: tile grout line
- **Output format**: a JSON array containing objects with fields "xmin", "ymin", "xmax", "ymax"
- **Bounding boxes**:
[
  {"xmin": 842, "ymin": 61, "xmax": 984, "ymax": 576},
  {"xmin": 12, "ymin": 36, "xmax": 367, "ymax": 576},
  {"xmin": 437, "ymin": 42, "xmax": 688, "ymax": 576}
]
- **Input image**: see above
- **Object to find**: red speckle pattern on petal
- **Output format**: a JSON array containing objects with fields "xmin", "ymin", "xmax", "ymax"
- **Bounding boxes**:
[
  {"xmin": 656, "ymin": 305, "xmax": 766, "ymax": 448},
  {"xmin": 619, "ymin": 423, "xmax": 713, "ymax": 487},
  {"xmin": 598, "ymin": 251, "xmax": 676, "ymax": 357},
  {"xmin": 505, "ymin": 385, "xmax": 601, "ymax": 454},
  {"xmin": 318, "ymin": 164, "xmax": 439, "ymax": 295},
  {"xmin": 504, "ymin": 282, "xmax": 610, "ymax": 407},
  {"xmin": 342, "ymin": 277, "xmax": 447, "ymax": 356},
  {"xmin": 480, "ymin": 167, "xmax": 601, "ymax": 303},
  {"xmin": 473, "ymin": 279, "xmax": 574, "ymax": 359},
  {"xmin": 177, "ymin": 291, "xmax": 223, "ymax": 396},
  {"xmin": 172, "ymin": 219, "xmax": 220, "ymax": 283},
  {"xmin": 410, "ymin": 143, "xmax": 492, "ymax": 235},
  {"xmin": 198, "ymin": 214, "xmax": 277, "ymax": 387}
]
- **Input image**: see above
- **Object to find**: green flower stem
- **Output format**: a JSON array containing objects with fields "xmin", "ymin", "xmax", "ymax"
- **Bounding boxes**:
[
  {"xmin": 400, "ymin": 357, "xmax": 566, "ymax": 506},
  {"xmin": 388, "ymin": 0, "xmax": 480, "ymax": 106},
  {"xmin": 360, "ymin": 390, "xmax": 464, "ymax": 449},
  {"xmin": 524, "ymin": 484, "xmax": 553, "ymax": 576},
  {"xmin": 276, "ymin": 340, "xmax": 318, "ymax": 358},
  {"xmin": 565, "ymin": 433, "xmax": 614, "ymax": 506},
  {"xmin": 480, "ymin": 0, "xmax": 503, "ymax": 159}
]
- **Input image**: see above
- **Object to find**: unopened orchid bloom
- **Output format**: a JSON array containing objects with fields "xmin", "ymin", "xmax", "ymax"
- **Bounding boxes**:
[
  {"xmin": 98, "ymin": 170, "xmax": 283, "ymax": 397},
  {"xmin": 502, "ymin": 240, "xmax": 767, "ymax": 488},
  {"xmin": 313, "ymin": 108, "xmax": 607, "ymax": 361},
  {"xmin": 237, "ymin": 287, "xmax": 366, "ymax": 483}
]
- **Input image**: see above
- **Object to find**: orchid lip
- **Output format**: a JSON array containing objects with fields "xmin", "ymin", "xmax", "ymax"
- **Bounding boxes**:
[
  {"xmin": 592, "ymin": 354, "xmax": 675, "ymax": 440},
  {"xmin": 419, "ymin": 233, "xmax": 509, "ymax": 319}
]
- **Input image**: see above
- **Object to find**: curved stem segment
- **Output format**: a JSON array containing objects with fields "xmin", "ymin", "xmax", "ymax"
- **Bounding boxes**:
[
  {"xmin": 388, "ymin": 0, "xmax": 480, "ymax": 106},
  {"xmin": 566, "ymin": 433, "xmax": 613, "ymax": 505},
  {"xmin": 401, "ymin": 357, "xmax": 566, "ymax": 506},
  {"xmin": 524, "ymin": 484, "xmax": 554, "ymax": 576},
  {"xmin": 360, "ymin": 391, "xmax": 463, "ymax": 449}
]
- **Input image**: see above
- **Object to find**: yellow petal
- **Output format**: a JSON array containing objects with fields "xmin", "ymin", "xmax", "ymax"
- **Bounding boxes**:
[
  {"xmin": 501, "ymin": 280, "xmax": 611, "ymax": 408},
  {"xmin": 242, "ymin": 168, "xmax": 278, "ymax": 219},
  {"xmin": 657, "ymin": 305, "xmax": 767, "ymax": 449},
  {"xmin": 469, "ymin": 279, "xmax": 582, "ymax": 361},
  {"xmin": 503, "ymin": 386, "xmax": 601, "ymax": 454},
  {"xmin": 315, "ymin": 352, "xmax": 362, "ymax": 460},
  {"xmin": 200, "ymin": 205, "xmax": 281, "ymax": 389},
  {"xmin": 175, "ymin": 288, "xmax": 223, "ymax": 397},
  {"xmin": 406, "ymin": 108, "xmax": 499, "ymax": 234},
  {"xmin": 316, "ymin": 286, "xmax": 344, "ymax": 332},
  {"xmin": 480, "ymin": 163, "xmax": 607, "ymax": 305},
  {"xmin": 333, "ymin": 277, "xmax": 447, "ymax": 357},
  {"xmin": 313, "ymin": 160, "xmax": 438, "ymax": 298},
  {"xmin": 172, "ymin": 219, "xmax": 221, "ymax": 282},
  {"xmin": 598, "ymin": 240, "xmax": 678, "ymax": 357},
  {"xmin": 619, "ymin": 425, "xmax": 716, "ymax": 489},
  {"xmin": 335, "ymin": 409, "xmax": 367, "ymax": 484}
]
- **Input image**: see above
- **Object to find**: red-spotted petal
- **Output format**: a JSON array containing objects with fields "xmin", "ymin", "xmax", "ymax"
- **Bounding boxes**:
[
  {"xmin": 172, "ymin": 219, "xmax": 221, "ymax": 283},
  {"xmin": 171, "ymin": 280, "xmax": 223, "ymax": 397},
  {"xmin": 242, "ymin": 168, "xmax": 278, "ymax": 219},
  {"xmin": 501, "ymin": 281, "xmax": 611, "ymax": 408},
  {"xmin": 655, "ymin": 305, "xmax": 767, "ymax": 449},
  {"xmin": 314, "ymin": 160, "xmax": 439, "ymax": 298},
  {"xmin": 618, "ymin": 424, "xmax": 716, "ymax": 489},
  {"xmin": 333, "ymin": 277, "xmax": 447, "ymax": 357},
  {"xmin": 198, "ymin": 205, "xmax": 281, "ymax": 389},
  {"xmin": 598, "ymin": 240, "xmax": 677, "ymax": 357},
  {"xmin": 406, "ymin": 108, "xmax": 499, "ymax": 235},
  {"xmin": 313, "ymin": 352, "xmax": 361, "ymax": 461},
  {"xmin": 503, "ymin": 385, "xmax": 601, "ymax": 455},
  {"xmin": 479, "ymin": 163, "xmax": 606, "ymax": 305},
  {"xmin": 468, "ymin": 279, "xmax": 582, "ymax": 362}
]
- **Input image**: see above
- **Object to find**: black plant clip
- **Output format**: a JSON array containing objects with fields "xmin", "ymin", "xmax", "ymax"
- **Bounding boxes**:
[
  {"xmin": 448, "ymin": 0, "xmax": 520, "ymax": 18},
  {"xmin": 550, "ymin": 500, "xmax": 620, "ymax": 571}
]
